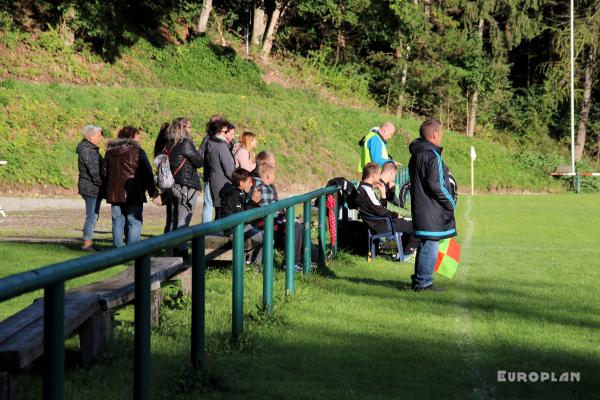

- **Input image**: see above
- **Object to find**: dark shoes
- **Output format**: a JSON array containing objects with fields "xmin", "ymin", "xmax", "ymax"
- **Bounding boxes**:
[{"xmin": 412, "ymin": 284, "xmax": 447, "ymax": 293}]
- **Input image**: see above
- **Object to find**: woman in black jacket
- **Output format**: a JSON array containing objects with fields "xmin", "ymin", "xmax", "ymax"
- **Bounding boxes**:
[
  {"xmin": 163, "ymin": 117, "xmax": 204, "ymax": 257},
  {"xmin": 76, "ymin": 125, "xmax": 104, "ymax": 251}
]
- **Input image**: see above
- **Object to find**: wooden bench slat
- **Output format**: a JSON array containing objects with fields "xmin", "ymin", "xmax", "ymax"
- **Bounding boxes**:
[
  {"xmin": 0, "ymin": 257, "xmax": 186, "ymax": 371},
  {"xmin": 0, "ymin": 292, "xmax": 100, "ymax": 369}
]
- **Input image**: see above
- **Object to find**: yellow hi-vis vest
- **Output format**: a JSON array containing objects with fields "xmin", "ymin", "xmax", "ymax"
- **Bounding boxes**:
[{"xmin": 357, "ymin": 129, "xmax": 389, "ymax": 172}]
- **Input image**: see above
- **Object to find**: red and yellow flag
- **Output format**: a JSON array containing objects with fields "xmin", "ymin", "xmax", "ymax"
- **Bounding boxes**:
[{"xmin": 434, "ymin": 238, "xmax": 461, "ymax": 278}]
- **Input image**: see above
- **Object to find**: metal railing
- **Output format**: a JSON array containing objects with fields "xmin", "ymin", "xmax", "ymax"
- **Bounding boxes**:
[{"xmin": 0, "ymin": 185, "xmax": 339, "ymax": 400}]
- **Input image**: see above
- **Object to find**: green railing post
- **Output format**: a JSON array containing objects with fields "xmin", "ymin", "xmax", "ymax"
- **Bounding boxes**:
[
  {"xmin": 191, "ymin": 236, "xmax": 205, "ymax": 369},
  {"xmin": 263, "ymin": 213, "xmax": 274, "ymax": 313},
  {"xmin": 43, "ymin": 281, "xmax": 64, "ymax": 400},
  {"xmin": 303, "ymin": 201, "xmax": 312, "ymax": 275},
  {"xmin": 285, "ymin": 206, "xmax": 296, "ymax": 294},
  {"xmin": 134, "ymin": 255, "xmax": 151, "ymax": 400},
  {"xmin": 232, "ymin": 223, "xmax": 245, "ymax": 338},
  {"xmin": 318, "ymin": 194, "xmax": 327, "ymax": 268}
]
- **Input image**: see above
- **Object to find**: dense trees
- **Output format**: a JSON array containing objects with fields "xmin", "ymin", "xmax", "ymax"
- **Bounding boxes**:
[{"xmin": 1, "ymin": 0, "xmax": 599, "ymax": 160}]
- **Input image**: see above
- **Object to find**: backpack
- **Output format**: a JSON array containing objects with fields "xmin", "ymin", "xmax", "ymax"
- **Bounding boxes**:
[
  {"xmin": 326, "ymin": 177, "xmax": 359, "ymax": 209},
  {"xmin": 154, "ymin": 142, "xmax": 187, "ymax": 191}
]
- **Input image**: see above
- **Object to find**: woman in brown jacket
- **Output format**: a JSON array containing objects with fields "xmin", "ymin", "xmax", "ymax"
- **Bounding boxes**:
[{"xmin": 103, "ymin": 126, "xmax": 158, "ymax": 247}]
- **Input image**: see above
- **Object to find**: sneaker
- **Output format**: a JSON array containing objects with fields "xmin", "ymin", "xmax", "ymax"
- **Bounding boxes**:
[
  {"xmin": 413, "ymin": 284, "xmax": 447, "ymax": 292},
  {"xmin": 294, "ymin": 264, "xmax": 303, "ymax": 273},
  {"xmin": 81, "ymin": 245, "xmax": 96, "ymax": 252}
]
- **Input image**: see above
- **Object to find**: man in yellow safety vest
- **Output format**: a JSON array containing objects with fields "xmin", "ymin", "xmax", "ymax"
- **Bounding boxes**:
[{"xmin": 357, "ymin": 122, "xmax": 396, "ymax": 173}]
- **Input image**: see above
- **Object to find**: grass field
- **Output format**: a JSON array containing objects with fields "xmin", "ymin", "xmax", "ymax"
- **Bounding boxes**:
[{"xmin": 1, "ymin": 194, "xmax": 599, "ymax": 399}]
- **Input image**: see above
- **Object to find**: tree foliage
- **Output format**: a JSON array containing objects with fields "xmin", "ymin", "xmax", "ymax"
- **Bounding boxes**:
[{"xmin": 1, "ymin": 0, "xmax": 599, "ymax": 160}]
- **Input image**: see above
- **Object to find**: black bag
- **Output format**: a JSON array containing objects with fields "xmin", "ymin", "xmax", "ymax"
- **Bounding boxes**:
[
  {"xmin": 337, "ymin": 220, "xmax": 369, "ymax": 256},
  {"xmin": 326, "ymin": 177, "xmax": 358, "ymax": 210}
]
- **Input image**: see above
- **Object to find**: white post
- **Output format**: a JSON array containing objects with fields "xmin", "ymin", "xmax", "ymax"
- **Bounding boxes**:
[
  {"xmin": 569, "ymin": 0, "xmax": 576, "ymax": 175},
  {"xmin": 470, "ymin": 146, "xmax": 477, "ymax": 195},
  {"xmin": 0, "ymin": 160, "xmax": 6, "ymax": 217},
  {"xmin": 471, "ymin": 158, "xmax": 474, "ymax": 196}
]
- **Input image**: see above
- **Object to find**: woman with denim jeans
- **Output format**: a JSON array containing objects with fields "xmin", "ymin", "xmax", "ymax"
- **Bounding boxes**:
[
  {"xmin": 76, "ymin": 125, "xmax": 105, "ymax": 251},
  {"xmin": 103, "ymin": 126, "xmax": 158, "ymax": 248}
]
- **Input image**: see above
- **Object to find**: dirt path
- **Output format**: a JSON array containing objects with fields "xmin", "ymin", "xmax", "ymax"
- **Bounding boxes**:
[{"xmin": 0, "ymin": 198, "xmax": 198, "ymax": 241}]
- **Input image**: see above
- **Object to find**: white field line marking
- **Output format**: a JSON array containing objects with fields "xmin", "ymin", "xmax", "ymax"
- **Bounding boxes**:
[{"xmin": 455, "ymin": 196, "xmax": 496, "ymax": 399}]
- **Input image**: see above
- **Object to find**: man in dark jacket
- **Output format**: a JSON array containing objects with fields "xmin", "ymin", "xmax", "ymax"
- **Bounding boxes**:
[
  {"xmin": 77, "ymin": 125, "xmax": 105, "ymax": 251},
  {"xmin": 220, "ymin": 168, "xmax": 263, "ymax": 263},
  {"xmin": 103, "ymin": 126, "xmax": 158, "ymax": 248},
  {"xmin": 204, "ymin": 121, "xmax": 236, "ymax": 218},
  {"xmin": 408, "ymin": 118, "xmax": 457, "ymax": 292}
]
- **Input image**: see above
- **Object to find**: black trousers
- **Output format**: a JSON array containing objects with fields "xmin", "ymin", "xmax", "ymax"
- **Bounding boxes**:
[{"xmin": 274, "ymin": 221, "xmax": 304, "ymax": 263}]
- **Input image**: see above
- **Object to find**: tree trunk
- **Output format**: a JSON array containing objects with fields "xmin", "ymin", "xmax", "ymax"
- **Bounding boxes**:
[
  {"xmin": 196, "ymin": 0, "xmax": 213, "ymax": 34},
  {"xmin": 395, "ymin": 29, "xmax": 410, "ymax": 117},
  {"xmin": 261, "ymin": 1, "xmax": 284, "ymax": 62},
  {"xmin": 466, "ymin": 90, "xmax": 478, "ymax": 137},
  {"xmin": 423, "ymin": 0, "xmax": 431, "ymax": 21},
  {"xmin": 251, "ymin": 5, "xmax": 267, "ymax": 47},
  {"xmin": 466, "ymin": 18, "xmax": 484, "ymax": 137},
  {"xmin": 575, "ymin": 46, "xmax": 597, "ymax": 162},
  {"xmin": 335, "ymin": 28, "xmax": 346, "ymax": 64}
]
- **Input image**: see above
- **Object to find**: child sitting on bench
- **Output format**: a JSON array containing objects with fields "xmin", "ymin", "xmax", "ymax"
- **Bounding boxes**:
[{"xmin": 219, "ymin": 168, "xmax": 264, "ymax": 264}]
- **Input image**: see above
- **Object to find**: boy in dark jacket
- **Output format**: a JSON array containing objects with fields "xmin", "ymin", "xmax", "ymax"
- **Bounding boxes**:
[
  {"xmin": 408, "ymin": 118, "xmax": 458, "ymax": 292},
  {"xmin": 220, "ymin": 168, "xmax": 264, "ymax": 264},
  {"xmin": 356, "ymin": 163, "xmax": 418, "ymax": 257}
]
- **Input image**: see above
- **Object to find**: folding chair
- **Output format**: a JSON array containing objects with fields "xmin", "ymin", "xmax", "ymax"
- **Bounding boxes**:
[{"xmin": 358, "ymin": 210, "xmax": 405, "ymax": 262}]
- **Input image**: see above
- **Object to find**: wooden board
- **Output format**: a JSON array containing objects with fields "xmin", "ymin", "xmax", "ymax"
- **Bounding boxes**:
[
  {"xmin": 68, "ymin": 257, "xmax": 186, "ymax": 310},
  {"xmin": 0, "ymin": 292, "xmax": 99, "ymax": 370},
  {"xmin": 0, "ymin": 257, "xmax": 185, "ymax": 371}
]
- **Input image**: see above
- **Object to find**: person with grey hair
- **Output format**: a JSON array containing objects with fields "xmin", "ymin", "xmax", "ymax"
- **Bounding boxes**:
[
  {"xmin": 163, "ymin": 117, "xmax": 204, "ymax": 258},
  {"xmin": 76, "ymin": 125, "xmax": 105, "ymax": 251}
]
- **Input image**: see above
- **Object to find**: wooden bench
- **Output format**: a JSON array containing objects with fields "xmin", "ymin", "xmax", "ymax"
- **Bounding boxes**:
[
  {"xmin": 0, "ymin": 257, "xmax": 187, "ymax": 400},
  {"xmin": 0, "ymin": 233, "xmax": 258, "ymax": 399}
]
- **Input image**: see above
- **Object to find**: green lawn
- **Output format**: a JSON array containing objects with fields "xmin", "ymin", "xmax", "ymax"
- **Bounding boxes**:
[{"xmin": 1, "ymin": 194, "xmax": 599, "ymax": 399}]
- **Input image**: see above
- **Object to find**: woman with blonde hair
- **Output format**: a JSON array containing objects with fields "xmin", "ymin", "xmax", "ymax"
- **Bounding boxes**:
[{"xmin": 233, "ymin": 131, "xmax": 257, "ymax": 171}]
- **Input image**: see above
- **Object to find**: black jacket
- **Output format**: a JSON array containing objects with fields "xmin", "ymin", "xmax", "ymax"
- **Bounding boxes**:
[
  {"xmin": 220, "ymin": 185, "xmax": 259, "ymax": 219},
  {"xmin": 356, "ymin": 182, "xmax": 398, "ymax": 231},
  {"xmin": 408, "ymin": 138, "xmax": 457, "ymax": 240},
  {"xmin": 219, "ymin": 185, "xmax": 259, "ymax": 234},
  {"xmin": 167, "ymin": 138, "xmax": 203, "ymax": 190},
  {"xmin": 76, "ymin": 139, "xmax": 104, "ymax": 198}
]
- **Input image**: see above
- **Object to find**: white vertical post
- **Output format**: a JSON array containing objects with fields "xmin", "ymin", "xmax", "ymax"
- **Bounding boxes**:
[
  {"xmin": 470, "ymin": 146, "xmax": 477, "ymax": 196},
  {"xmin": 569, "ymin": 0, "xmax": 576, "ymax": 175},
  {"xmin": 471, "ymin": 158, "xmax": 474, "ymax": 196},
  {"xmin": 0, "ymin": 160, "xmax": 6, "ymax": 217}
]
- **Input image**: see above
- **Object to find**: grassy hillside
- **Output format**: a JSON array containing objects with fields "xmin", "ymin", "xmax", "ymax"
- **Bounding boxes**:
[{"xmin": 0, "ymin": 27, "xmax": 570, "ymax": 193}]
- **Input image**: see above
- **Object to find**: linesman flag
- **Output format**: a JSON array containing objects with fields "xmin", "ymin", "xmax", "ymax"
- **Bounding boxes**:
[{"xmin": 434, "ymin": 238, "xmax": 461, "ymax": 278}]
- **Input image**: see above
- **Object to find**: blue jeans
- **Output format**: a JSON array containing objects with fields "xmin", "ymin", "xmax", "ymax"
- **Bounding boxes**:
[
  {"xmin": 111, "ymin": 203, "xmax": 143, "ymax": 248},
  {"xmin": 413, "ymin": 239, "xmax": 439, "ymax": 288},
  {"xmin": 82, "ymin": 196, "xmax": 102, "ymax": 241},
  {"xmin": 202, "ymin": 181, "xmax": 214, "ymax": 223}
]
